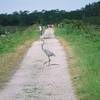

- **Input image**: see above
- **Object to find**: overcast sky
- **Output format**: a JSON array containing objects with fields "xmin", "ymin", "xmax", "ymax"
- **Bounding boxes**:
[{"xmin": 0, "ymin": 0, "xmax": 99, "ymax": 13}]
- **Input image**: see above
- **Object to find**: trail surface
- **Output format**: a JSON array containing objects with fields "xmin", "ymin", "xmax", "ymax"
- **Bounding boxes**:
[{"xmin": 0, "ymin": 28, "xmax": 77, "ymax": 100}]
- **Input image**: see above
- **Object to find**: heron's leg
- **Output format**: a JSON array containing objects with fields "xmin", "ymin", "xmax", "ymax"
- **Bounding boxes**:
[
  {"xmin": 43, "ymin": 57, "xmax": 51, "ymax": 66},
  {"xmin": 43, "ymin": 61, "xmax": 48, "ymax": 65},
  {"xmin": 48, "ymin": 57, "xmax": 51, "ymax": 66},
  {"xmin": 43, "ymin": 57, "xmax": 50, "ymax": 65}
]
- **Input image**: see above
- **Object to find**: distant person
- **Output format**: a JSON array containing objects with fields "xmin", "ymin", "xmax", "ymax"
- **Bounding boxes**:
[{"xmin": 39, "ymin": 25, "xmax": 43, "ymax": 35}]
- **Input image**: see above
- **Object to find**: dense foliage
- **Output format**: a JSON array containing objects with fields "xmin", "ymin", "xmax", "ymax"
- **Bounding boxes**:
[{"xmin": 0, "ymin": 1, "xmax": 100, "ymax": 26}]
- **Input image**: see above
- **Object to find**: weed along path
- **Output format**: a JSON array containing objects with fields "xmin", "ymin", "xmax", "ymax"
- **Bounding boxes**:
[{"xmin": 0, "ymin": 28, "xmax": 77, "ymax": 100}]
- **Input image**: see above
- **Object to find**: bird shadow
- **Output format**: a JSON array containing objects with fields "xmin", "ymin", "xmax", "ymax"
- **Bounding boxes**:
[
  {"xmin": 50, "ymin": 64, "xmax": 59, "ymax": 66},
  {"xmin": 43, "ymin": 61, "xmax": 59, "ymax": 67}
]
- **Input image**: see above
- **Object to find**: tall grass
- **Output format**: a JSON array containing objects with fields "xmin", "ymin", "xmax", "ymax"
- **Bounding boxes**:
[{"xmin": 56, "ymin": 23, "xmax": 100, "ymax": 100}]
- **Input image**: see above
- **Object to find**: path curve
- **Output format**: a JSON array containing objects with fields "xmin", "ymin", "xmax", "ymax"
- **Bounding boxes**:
[{"xmin": 0, "ymin": 28, "xmax": 77, "ymax": 100}]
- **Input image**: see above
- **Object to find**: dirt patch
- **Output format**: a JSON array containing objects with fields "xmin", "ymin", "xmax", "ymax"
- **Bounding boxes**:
[{"xmin": 0, "ymin": 40, "xmax": 34, "ymax": 89}]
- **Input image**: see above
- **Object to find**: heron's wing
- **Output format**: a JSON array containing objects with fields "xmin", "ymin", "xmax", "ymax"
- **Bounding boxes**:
[{"xmin": 44, "ymin": 49, "xmax": 56, "ymax": 56}]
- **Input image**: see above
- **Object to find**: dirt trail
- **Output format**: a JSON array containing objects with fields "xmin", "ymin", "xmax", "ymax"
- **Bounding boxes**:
[{"xmin": 0, "ymin": 28, "xmax": 77, "ymax": 100}]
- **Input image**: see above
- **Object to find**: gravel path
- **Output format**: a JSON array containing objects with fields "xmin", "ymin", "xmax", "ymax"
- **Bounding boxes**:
[{"xmin": 0, "ymin": 28, "xmax": 77, "ymax": 100}]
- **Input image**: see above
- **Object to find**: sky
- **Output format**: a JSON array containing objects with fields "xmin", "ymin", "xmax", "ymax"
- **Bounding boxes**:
[{"xmin": 0, "ymin": 0, "xmax": 99, "ymax": 13}]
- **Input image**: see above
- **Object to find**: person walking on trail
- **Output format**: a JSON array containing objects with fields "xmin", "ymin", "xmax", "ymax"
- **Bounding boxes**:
[{"xmin": 39, "ymin": 25, "xmax": 43, "ymax": 35}]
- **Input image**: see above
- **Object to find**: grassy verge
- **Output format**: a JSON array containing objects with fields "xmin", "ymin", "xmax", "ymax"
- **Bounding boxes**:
[
  {"xmin": 55, "ymin": 24, "xmax": 100, "ymax": 100},
  {"xmin": 0, "ymin": 25, "xmax": 39, "ymax": 89}
]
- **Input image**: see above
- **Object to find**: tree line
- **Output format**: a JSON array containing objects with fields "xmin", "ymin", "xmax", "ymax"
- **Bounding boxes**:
[{"xmin": 0, "ymin": 1, "xmax": 100, "ymax": 26}]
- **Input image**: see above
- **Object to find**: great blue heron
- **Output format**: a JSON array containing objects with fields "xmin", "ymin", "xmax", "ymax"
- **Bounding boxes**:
[{"xmin": 41, "ymin": 39, "xmax": 55, "ymax": 65}]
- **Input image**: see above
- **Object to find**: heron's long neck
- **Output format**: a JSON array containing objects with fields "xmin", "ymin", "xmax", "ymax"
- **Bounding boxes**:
[
  {"xmin": 41, "ymin": 42, "xmax": 45, "ymax": 50},
  {"xmin": 41, "ymin": 39, "xmax": 45, "ymax": 50}
]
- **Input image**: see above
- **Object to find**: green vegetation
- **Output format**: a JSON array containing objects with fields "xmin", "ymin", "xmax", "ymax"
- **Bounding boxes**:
[
  {"xmin": 0, "ymin": 1, "xmax": 100, "ymax": 26},
  {"xmin": 0, "ymin": 25, "xmax": 39, "ymax": 89},
  {"xmin": 56, "ymin": 23, "xmax": 100, "ymax": 100},
  {"xmin": 0, "ymin": 25, "xmax": 38, "ymax": 54}
]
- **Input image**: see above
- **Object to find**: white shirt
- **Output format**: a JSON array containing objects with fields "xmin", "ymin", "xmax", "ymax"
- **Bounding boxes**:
[{"xmin": 39, "ymin": 26, "xmax": 42, "ymax": 31}]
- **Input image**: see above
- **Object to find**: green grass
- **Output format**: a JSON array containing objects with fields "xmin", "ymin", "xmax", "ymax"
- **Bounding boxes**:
[
  {"xmin": 56, "ymin": 24, "xmax": 100, "ymax": 100},
  {"xmin": 0, "ymin": 25, "xmax": 39, "ymax": 54},
  {"xmin": 0, "ymin": 25, "xmax": 39, "ymax": 89}
]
